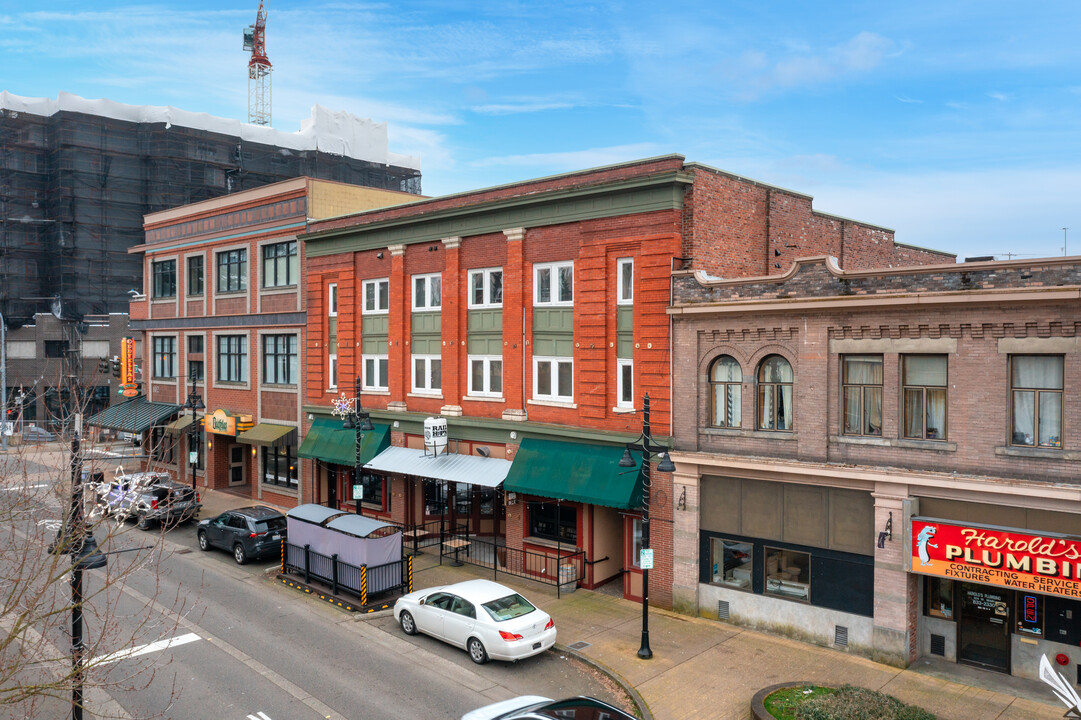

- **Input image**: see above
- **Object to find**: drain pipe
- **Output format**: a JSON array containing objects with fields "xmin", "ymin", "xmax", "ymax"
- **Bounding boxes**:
[{"xmin": 1, "ymin": 310, "xmax": 6, "ymax": 453}]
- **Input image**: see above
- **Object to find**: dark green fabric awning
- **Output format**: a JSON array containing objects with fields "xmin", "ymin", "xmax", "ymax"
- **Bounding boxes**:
[
  {"xmin": 237, "ymin": 423, "xmax": 297, "ymax": 448},
  {"xmin": 504, "ymin": 437, "xmax": 644, "ymax": 509},
  {"xmin": 86, "ymin": 397, "xmax": 182, "ymax": 433},
  {"xmin": 298, "ymin": 418, "xmax": 390, "ymax": 467}
]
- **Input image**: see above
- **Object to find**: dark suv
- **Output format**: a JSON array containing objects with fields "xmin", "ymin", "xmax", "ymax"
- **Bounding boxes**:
[
  {"xmin": 197, "ymin": 506, "xmax": 287, "ymax": 565},
  {"xmin": 98, "ymin": 472, "xmax": 201, "ymax": 530}
]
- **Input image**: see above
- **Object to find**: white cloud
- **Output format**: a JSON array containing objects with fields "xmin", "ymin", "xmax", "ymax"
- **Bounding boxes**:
[
  {"xmin": 471, "ymin": 101, "xmax": 575, "ymax": 115},
  {"xmin": 472, "ymin": 143, "xmax": 665, "ymax": 169}
]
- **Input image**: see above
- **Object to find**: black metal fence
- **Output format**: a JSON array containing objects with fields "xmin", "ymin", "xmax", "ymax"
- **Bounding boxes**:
[
  {"xmin": 439, "ymin": 527, "xmax": 585, "ymax": 599},
  {"xmin": 282, "ymin": 541, "xmax": 412, "ymax": 606}
]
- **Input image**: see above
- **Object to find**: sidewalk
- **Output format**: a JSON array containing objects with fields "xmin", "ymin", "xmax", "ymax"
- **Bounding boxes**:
[{"xmin": 398, "ymin": 554, "xmax": 1065, "ymax": 720}]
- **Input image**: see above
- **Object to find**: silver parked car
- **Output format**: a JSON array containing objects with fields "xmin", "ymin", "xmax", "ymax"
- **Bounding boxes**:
[{"xmin": 99, "ymin": 472, "xmax": 201, "ymax": 530}]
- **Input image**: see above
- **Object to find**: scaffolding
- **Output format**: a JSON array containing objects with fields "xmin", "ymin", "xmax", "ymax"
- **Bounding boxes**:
[{"xmin": 0, "ymin": 96, "xmax": 422, "ymax": 326}]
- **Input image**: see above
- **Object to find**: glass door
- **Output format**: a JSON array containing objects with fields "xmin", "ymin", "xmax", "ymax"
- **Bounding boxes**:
[
  {"xmin": 957, "ymin": 582, "xmax": 1011, "ymax": 673},
  {"xmin": 229, "ymin": 444, "xmax": 247, "ymax": 486}
]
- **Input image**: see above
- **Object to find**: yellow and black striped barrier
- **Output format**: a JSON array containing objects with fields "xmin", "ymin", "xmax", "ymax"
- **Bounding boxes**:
[
  {"xmin": 360, "ymin": 565, "xmax": 368, "ymax": 606},
  {"xmin": 407, "ymin": 554, "xmax": 413, "ymax": 593}
]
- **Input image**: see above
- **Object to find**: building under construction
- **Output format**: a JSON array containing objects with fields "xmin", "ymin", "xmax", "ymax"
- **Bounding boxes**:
[{"xmin": 0, "ymin": 91, "xmax": 422, "ymax": 325}]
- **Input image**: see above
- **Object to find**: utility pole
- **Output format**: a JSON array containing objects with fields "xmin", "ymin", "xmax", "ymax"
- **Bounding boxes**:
[{"xmin": 1064, "ymin": 228, "xmax": 1070, "ymax": 257}]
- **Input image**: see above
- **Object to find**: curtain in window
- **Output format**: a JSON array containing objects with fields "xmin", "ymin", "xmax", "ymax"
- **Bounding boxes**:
[
  {"xmin": 710, "ymin": 356, "xmax": 742, "ymax": 427},
  {"xmin": 1012, "ymin": 356, "xmax": 1063, "ymax": 446}
]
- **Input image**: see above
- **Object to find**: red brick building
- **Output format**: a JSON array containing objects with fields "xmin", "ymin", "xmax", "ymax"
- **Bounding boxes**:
[
  {"xmin": 298, "ymin": 155, "xmax": 949, "ymax": 602},
  {"xmin": 121, "ymin": 178, "xmax": 414, "ymax": 508},
  {"xmin": 669, "ymin": 255, "xmax": 1081, "ymax": 682}
]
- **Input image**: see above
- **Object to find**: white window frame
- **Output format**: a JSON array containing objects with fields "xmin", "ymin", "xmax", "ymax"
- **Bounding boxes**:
[
  {"xmin": 411, "ymin": 354, "xmax": 442, "ymax": 394},
  {"xmin": 362, "ymin": 278, "xmax": 389, "ymax": 315},
  {"xmin": 362, "ymin": 354, "xmax": 389, "ymax": 391},
  {"xmin": 616, "ymin": 359, "xmax": 634, "ymax": 409},
  {"xmin": 412, "ymin": 273, "xmax": 442, "ymax": 311},
  {"xmin": 533, "ymin": 261, "xmax": 574, "ymax": 306},
  {"xmin": 468, "ymin": 355, "xmax": 503, "ymax": 398},
  {"xmin": 468, "ymin": 268, "xmax": 503, "ymax": 309},
  {"xmin": 328, "ymin": 283, "xmax": 338, "ymax": 389},
  {"xmin": 533, "ymin": 356, "xmax": 574, "ymax": 402},
  {"xmin": 617, "ymin": 257, "xmax": 633, "ymax": 305}
]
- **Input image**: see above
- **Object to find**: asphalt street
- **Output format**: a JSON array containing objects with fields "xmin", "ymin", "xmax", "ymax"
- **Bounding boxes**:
[{"xmin": 2, "ymin": 445, "xmax": 627, "ymax": 720}]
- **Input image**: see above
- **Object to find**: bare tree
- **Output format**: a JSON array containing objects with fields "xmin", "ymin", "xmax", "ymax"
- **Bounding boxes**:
[{"xmin": 0, "ymin": 382, "xmax": 191, "ymax": 719}]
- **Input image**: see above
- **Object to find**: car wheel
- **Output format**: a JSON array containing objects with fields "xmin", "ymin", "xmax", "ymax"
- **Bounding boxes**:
[
  {"xmin": 197, "ymin": 531, "xmax": 210, "ymax": 551},
  {"xmin": 137, "ymin": 512, "xmax": 152, "ymax": 531},
  {"xmin": 467, "ymin": 637, "xmax": 489, "ymax": 665},
  {"xmin": 399, "ymin": 611, "xmax": 417, "ymax": 636},
  {"xmin": 233, "ymin": 544, "xmax": 247, "ymax": 565}
]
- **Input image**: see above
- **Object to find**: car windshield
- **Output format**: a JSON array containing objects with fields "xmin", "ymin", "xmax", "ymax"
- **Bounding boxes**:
[
  {"xmin": 254, "ymin": 518, "xmax": 286, "ymax": 533},
  {"xmin": 481, "ymin": 593, "xmax": 535, "ymax": 622}
]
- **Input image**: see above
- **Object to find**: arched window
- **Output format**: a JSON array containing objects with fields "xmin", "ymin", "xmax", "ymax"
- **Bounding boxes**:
[
  {"xmin": 709, "ymin": 356, "xmax": 742, "ymax": 428},
  {"xmin": 757, "ymin": 355, "xmax": 793, "ymax": 431}
]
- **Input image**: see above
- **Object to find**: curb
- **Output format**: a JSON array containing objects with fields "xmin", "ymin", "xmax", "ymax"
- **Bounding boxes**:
[
  {"xmin": 554, "ymin": 643, "xmax": 653, "ymax": 720},
  {"xmin": 749, "ymin": 681, "xmax": 818, "ymax": 720}
]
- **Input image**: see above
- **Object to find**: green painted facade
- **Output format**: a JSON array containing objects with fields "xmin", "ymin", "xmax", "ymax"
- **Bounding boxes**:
[
  {"xmin": 468, "ymin": 309, "xmax": 503, "ymax": 354},
  {"xmin": 411, "ymin": 311, "xmax": 441, "ymax": 354},
  {"xmin": 532, "ymin": 308, "xmax": 574, "ymax": 356},
  {"xmin": 617, "ymin": 306, "xmax": 633, "ymax": 358},
  {"xmin": 361, "ymin": 315, "xmax": 389, "ymax": 354}
]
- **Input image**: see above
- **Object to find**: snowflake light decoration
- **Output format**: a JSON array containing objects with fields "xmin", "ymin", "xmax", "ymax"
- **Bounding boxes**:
[{"xmin": 330, "ymin": 393, "xmax": 356, "ymax": 420}]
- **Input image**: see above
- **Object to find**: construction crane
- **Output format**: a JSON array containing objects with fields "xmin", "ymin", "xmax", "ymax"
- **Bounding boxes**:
[{"xmin": 242, "ymin": 1, "xmax": 272, "ymax": 126}]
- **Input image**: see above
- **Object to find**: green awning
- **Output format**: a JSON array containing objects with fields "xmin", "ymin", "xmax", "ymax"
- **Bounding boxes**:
[
  {"xmin": 86, "ymin": 397, "xmax": 182, "ymax": 434},
  {"xmin": 237, "ymin": 423, "xmax": 297, "ymax": 448},
  {"xmin": 504, "ymin": 438, "xmax": 644, "ymax": 509},
  {"xmin": 164, "ymin": 414, "xmax": 194, "ymax": 435},
  {"xmin": 298, "ymin": 418, "xmax": 390, "ymax": 467}
]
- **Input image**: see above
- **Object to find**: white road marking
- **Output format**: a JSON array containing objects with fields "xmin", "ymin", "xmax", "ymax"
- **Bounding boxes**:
[
  {"xmin": 90, "ymin": 632, "xmax": 201, "ymax": 666},
  {"xmin": 36, "ymin": 518, "xmax": 62, "ymax": 531},
  {"xmin": 246, "ymin": 712, "xmax": 273, "ymax": 720},
  {"xmin": 1, "ymin": 483, "xmax": 49, "ymax": 492}
]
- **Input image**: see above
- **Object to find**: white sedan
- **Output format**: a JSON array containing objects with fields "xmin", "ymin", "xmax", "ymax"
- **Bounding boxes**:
[{"xmin": 393, "ymin": 579, "xmax": 556, "ymax": 664}]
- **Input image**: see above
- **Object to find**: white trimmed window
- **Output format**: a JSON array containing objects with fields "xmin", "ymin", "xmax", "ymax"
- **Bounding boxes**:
[
  {"xmin": 616, "ymin": 359, "xmax": 633, "ymax": 409},
  {"xmin": 533, "ymin": 357, "xmax": 573, "ymax": 402},
  {"xmin": 363, "ymin": 278, "xmax": 389, "ymax": 314},
  {"xmin": 362, "ymin": 354, "xmax": 389, "ymax": 391},
  {"xmin": 468, "ymin": 356, "xmax": 503, "ymax": 397},
  {"xmin": 412, "ymin": 354, "xmax": 442, "ymax": 393},
  {"xmin": 534, "ymin": 261, "xmax": 573, "ymax": 306},
  {"xmin": 412, "ymin": 273, "xmax": 442, "ymax": 310},
  {"xmin": 617, "ymin": 258, "xmax": 633, "ymax": 305},
  {"xmin": 328, "ymin": 283, "xmax": 338, "ymax": 389},
  {"xmin": 468, "ymin": 268, "xmax": 503, "ymax": 308}
]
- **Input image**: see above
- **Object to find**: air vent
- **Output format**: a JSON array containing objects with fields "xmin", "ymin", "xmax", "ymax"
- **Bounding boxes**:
[
  {"xmin": 834, "ymin": 625, "xmax": 848, "ymax": 648},
  {"xmin": 717, "ymin": 600, "xmax": 730, "ymax": 621},
  {"xmin": 930, "ymin": 634, "xmax": 945, "ymax": 656}
]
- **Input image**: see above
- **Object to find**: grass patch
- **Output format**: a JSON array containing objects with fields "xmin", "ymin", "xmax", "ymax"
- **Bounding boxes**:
[
  {"xmin": 764, "ymin": 686, "xmax": 835, "ymax": 720},
  {"xmin": 764, "ymin": 685, "xmax": 936, "ymax": 720}
]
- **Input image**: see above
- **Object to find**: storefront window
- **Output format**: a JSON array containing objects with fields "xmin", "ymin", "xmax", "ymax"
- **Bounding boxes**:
[
  {"xmin": 424, "ymin": 480, "xmax": 447, "ymax": 516},
  {"xmin": 764, "ymin": 547, "xmax": 809, "ymax": 601},
  {"xmin": 262, "ymin": 444, "xmax": 298, "ymax": 488},
  {"xmin": 528, "ymin": 502, "xmax": 577, "ymax": 544},
  {"xmin": 357, "ymin": 471, "xmax": 384, "ymax": 509},
  {"xmin": 478, "ymin": 488, "xmax": 495, "ymax": 516},
  {"xmin": 711, "ymin": 538, "xmax": 753, "ymax": 589},
  {"xmin": 925, "ymin": 577, "xmax": 954, "ymax": 619},
  {"xmin": 631, "ymin": 518, "xmax": 643, "ymax": 568}
]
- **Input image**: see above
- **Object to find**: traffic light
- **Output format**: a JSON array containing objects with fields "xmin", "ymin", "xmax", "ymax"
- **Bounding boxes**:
[
  {"xmin": 111, "ymin": 358, "xmax": 121, "ymax": 377},
  {"xmin": 97, "ymin": 359, "xmax": 109, "ymax": 374}
]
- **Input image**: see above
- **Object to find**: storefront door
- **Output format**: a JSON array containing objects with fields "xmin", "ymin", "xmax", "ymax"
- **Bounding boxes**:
[
  {"xmin": 327, "ymin": 467, "xmax": 338, "ymax": 509},
  {"xmin": 229, "ymin": 444, "xmax": 247, "ymax": 486},
  {"xmin": 957, "ymin": 582, "xmax": 1011, "ymax": 673}
]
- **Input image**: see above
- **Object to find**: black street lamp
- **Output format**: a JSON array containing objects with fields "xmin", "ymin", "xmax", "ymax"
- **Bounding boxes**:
[
  {"xmin": 182, "ymin": 365, "xmax": 205, "ymax": 492},
  {"xmin": 55, "ymin": 416, "xmax": 107, "ymax": 720},
  {"xmin": 341, "ymin": 376, "xmax": 373, "ymax": 514},
  {"xmin": 619, "ymin": 393, "xmax": 675, "ymax": 660}
]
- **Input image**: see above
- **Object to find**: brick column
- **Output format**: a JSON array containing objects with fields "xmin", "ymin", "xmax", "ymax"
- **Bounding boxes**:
[
  {"xmin": 440, "ymin": 237, "xmax": 463, "ymax": 416},
  {"xmin": 872, "ymin": 482, "xmax": 918, "ymax": 667},
  {"xmin": 387, "ymin": 244, "xmax": 407, "ymax": 412},
  {"xmin": 670, "ymin": 463, "xmax": 701, "ymax": 615},
  {"xmin": 501, "ymin": 228, "xmax": 527, "ymax": 421}
]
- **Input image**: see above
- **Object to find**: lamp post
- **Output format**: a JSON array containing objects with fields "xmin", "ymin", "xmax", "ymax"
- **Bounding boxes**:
[
  {"xmin": 339, "ymin": 376, "xmax": 372, "ymax": 514},
  {"xmin": 182, "ymin": 365, "xmax": 205, "ymax": 492},
  {"xmin": 57, "ymin": 414, "xmax": 107, "ymax": 720},
  {"xmin": 619, "ymin": 393, "xmax": 675, "ymax": 660}
]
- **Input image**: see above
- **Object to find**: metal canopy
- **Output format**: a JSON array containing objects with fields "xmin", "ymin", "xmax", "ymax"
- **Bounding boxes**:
[
  {"xmin": 163, "ymin": 414, "xmax": 194, "ymax": 435},
  {"xmin": 286, "ymin": 503, "xmax": 348, "ymax": 526},
  {"xmin": 363, "ymin": 446, "xmax": 511, "ymax": 488},
  {"xmin": 86, "ymin": 397, "xmax": 182, "ymax": 433},
  {"xmin": 326, "ymin": 514, "xmax": 397, "ymax": 538}
]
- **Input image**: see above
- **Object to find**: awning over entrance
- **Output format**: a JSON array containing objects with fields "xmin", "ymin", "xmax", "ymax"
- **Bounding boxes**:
[
  {"xmin": 237, "ymin": 423, "xmax": 297, "ymax": 448},
  {"xmin": 86, "ymin": 397, "xmax": 182, "ymax": 434},
  {"xmin": 164, "ymin": 414, "xmax": 194, "ymax": 435},
  {"xmin": 326, "ymin": 514, "xmax": 397, "ymax": 538},
  {"xmin": 363, "ymin": 446, "xmax": 511, "ymax": 488},
  {"xmin": 504, "ymin": 438, "xmax": 644, "ymax": 509},
  {"xmin": 297, "ymin": 418, "xmax": 390, "ymax": 467}
]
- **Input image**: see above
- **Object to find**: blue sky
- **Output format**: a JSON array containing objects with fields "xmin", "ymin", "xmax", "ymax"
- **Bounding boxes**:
[{"xmin": 3, "ymin": 1, "xmax": 1081, "ymax": 260}]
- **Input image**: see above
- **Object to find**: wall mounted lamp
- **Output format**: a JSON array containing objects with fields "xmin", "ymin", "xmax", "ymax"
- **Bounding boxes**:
[
  {"xmin": 376, "ymin": 252, "xmax": 384, "ymax": 259},
  {"xmin": 877, "ymin": 511, "xmax": 893, "ymax": 549}
]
